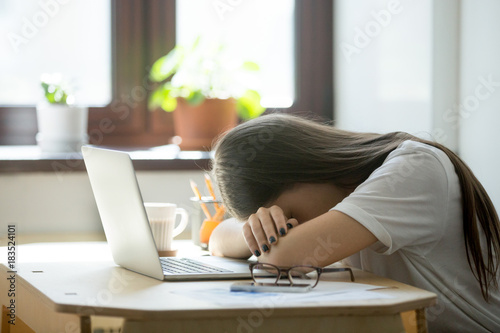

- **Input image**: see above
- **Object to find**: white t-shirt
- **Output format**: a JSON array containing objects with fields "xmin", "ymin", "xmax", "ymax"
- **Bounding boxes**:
[{"xmin": 331, "ymin": 140, "xmax": 500, "ymax": 332}]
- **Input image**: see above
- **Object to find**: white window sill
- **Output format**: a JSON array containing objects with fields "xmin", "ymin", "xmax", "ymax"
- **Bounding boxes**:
[{"xmin": 0, "ymin": 145, "xmax": 211, "ymax": 172}]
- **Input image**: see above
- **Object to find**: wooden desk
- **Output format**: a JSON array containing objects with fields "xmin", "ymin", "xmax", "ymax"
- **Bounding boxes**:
[{"xmin": 0, "ymin": 242, "xmax": 437, "ymax": 333}]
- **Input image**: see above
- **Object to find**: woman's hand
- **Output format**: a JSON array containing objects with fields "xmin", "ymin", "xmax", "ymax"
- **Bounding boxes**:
[{"xmin": 242, "ymin": 205, "xmax": 299, "ymax": 257}]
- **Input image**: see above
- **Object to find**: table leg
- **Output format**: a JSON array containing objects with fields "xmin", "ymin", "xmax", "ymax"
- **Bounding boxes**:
[{"xmin": 415, "ymin": 308, "xmax": 428, "ymax": 333}]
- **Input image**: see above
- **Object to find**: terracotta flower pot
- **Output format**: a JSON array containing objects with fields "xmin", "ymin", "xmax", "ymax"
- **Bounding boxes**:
[{"xmin": 173, "ymin": 98, "xmax": 238, "ymax": 151}]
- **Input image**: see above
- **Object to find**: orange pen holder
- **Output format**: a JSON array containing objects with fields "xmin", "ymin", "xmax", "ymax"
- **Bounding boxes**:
[{"xmin": 199, "ymin": 219, "xmax": 221, "ymax": 246}]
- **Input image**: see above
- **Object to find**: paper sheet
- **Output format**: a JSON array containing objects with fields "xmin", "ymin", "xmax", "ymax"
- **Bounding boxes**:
[{"xmin": 171, "ymin": 282, "xmax": 395, "ymax": 306}]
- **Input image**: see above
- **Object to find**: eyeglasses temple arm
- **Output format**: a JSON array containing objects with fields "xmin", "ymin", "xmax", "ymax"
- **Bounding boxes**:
[{"xmin": 321, "ymin": 267, "xmax": 355, "ymax": 282}]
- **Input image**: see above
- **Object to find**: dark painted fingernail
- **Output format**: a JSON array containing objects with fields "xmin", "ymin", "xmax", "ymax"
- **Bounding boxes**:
[
  {"xmin": 279, "ymin": 228, "xmax": 286, "ymax": 236},
  {"xmin": 286, "ymin": 223, "xmax": 293, "ymax": 229},
  {"xmin": 254, "ymin": 250, "xmax": 261, "ymax": 257},
  {"xmin": 262, "ymin": 244, "xmax": 269, "ymax": 252},
  {"xmin": 269, "ymin": 236, "xmax": 276, "ymax": 243}
]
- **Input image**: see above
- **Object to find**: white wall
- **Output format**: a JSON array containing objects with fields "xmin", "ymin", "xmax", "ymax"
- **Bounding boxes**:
[
  {"xmin": 0, "ymin": 170, "xmax": 205, "ymax": 238},
  {"xmin": 334, "ymin": 0, "xmax": 432, "ymax": 135},
  {"xmin": 458, "ymin": 0, "xmax": 500, "ymax": 209},
  {"xmin": 334, "ymin": 0, "xmax": 500, "ymax": 210}
]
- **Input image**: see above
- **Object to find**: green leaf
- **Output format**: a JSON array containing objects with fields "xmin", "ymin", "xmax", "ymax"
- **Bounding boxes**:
[
  {"xmin": 242, "ymin": 61, "xmax": 260, "ymax": 71},
  {"xmin": 149, "ymin": 46, "xmax": 184, "ymax": 82},
  {"xmin": 149, "ymin": 84, "xmax": 177, "ymax": 111},
  {"xmin": 41, "ymin": 82, "xmax": 49, "ymax": 93},
  {"xmin": 41, "ymin": 79, "xmax": 70, "ymax": 105},
  {"xmin": 46, "ymin": 92, "xmax": 55, "ymax": 103},
  {"xmin": 186, "ymin": 90, "xmax": 205, "ymax": 106},
  {"xmin": 190, "ymin": 35, "xmax": 201, "ymax": 52},
  {"xmin": 236, "ymin": 90, "xmax": 265, "ymax": 120},
  {"xmin": 53, "ymin": 88, "xmax": 68, "ymax": 104},
  {"xmin": 148, "ymin": 87, "xmax": 164, "ymax": 110},
  {"xmin": 161, "ymin": 94, "xmax": 177, "ymax": 112}
]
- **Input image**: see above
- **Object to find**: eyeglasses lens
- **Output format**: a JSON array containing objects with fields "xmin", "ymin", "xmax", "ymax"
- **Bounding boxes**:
[
  {"xmin": 289, "ymin": 267, "xmax": 319, "ymax": 287},
  {"xmin": 252, "ymin": 263, "xmax": 280, "ymax": 284}
]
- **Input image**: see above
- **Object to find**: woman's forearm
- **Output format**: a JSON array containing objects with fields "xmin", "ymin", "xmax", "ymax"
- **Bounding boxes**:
[
  {"xmin": 208, "ymin": 218, "xmax": 252, "ymax": 259},
  {"xmin": 259, "ymin": 210, "xmax": 377, "ymax": 267}
]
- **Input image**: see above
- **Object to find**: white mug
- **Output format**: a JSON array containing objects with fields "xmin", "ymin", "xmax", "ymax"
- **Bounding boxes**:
[{"xmin": 144, "ymin": 203, "xmax": 189, "ymax": 252}]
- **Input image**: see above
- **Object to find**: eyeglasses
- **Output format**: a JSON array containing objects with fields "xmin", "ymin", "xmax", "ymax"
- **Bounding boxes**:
[{"xmin": 249, "ymin": 263, "xmax": 354, "ymax": 288}]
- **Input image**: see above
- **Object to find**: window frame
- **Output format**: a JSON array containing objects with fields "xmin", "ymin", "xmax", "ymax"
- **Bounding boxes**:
[{"xmin": 0, "ymin": 0, "xmax": 333, "ymax": 148}]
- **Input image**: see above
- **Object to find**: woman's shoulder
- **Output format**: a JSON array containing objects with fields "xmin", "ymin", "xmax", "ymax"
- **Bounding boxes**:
[
  {"xmin": 368, "ymin": 139, "xmax": 460, "ymax": 197},
  {"xmin": 377, "ymin": 139, "xmax": 460, "ymax": 201},
  {"xmin": 387, "ymin": 140, "xmax": 454, "ymax": 172},
  {"xmin": 335, "ymin": 139, "xmax": 458, "ymax": 254},
  {"xmin": 393, "ymin": 139, "xmax": 448, "ymax": 158}
]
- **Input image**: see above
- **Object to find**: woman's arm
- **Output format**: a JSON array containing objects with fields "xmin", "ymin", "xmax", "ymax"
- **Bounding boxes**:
[
  {"xmin": 208, "ymin": 218, "xmax": 253, "ymax": 259},
  {"xmin": 209, "ymin": 208, "xmax": 378, "ymax": 264},
  {"xmin": 255, "ymin": 210, "xmax": 378, "ymax": 267}
]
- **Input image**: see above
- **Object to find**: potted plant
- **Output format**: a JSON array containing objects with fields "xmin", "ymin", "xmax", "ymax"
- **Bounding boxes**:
[
  {"xmin": 148, "ymin": 38, "xmax": 265, "ymax": 150},
  {"xmin": 36, "ymin": 73, "xmax": 88, "ymax": 153}
]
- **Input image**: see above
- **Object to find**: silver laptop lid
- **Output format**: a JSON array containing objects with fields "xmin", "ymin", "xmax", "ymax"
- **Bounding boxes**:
[{"xmin": 82, "ymin": 146, "xmax": 164, "ymax": 280}]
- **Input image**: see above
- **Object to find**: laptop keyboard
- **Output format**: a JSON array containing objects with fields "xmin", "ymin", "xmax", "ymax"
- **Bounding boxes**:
[{"xmin": 160, "ymin": 257, "xmax": 233, "ymax": 275}]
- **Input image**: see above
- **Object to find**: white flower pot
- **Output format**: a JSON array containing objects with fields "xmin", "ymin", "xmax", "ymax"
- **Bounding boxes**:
[{"xmin": 36, "ymin": 103, "xmax": 89, "ymax": 153}]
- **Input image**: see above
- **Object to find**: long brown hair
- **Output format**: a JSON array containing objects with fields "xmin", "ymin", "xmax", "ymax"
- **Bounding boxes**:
[{"xmin": 212, "ymin": 113, "xmax": 500, "ymax": 301}]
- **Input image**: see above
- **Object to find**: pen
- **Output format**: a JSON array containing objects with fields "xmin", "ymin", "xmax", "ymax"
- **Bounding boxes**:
[
  {"xmin": 204, "ymin": 173, "xmax": 220, "ymax": 210},
  {"xmin": 213, "ymin": 205, "xmax": 226, "ymax": 221},
  {"xmin": 190, "ymin": 180, "xmax": 212, "ymax": 220}
]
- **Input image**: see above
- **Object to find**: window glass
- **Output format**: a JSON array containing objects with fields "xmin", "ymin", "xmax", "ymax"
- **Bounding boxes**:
[
  {"xmin": 176, "ymin": 0, "xmax": 295, "ymax": 108},
  {"xmin": 0, "ymin": 0, "xmax": 112, "ymax": 106}
]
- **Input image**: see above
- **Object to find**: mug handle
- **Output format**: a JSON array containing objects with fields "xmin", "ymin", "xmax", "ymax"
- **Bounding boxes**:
[{"xmin": 173, "ymin": 208, "xmax": 189, "ymax": 237}]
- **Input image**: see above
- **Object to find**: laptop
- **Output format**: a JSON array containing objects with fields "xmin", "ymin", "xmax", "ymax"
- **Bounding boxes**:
[{"xmin": 82, "ymin": 145, "xmax": 255, "ymax": 281}]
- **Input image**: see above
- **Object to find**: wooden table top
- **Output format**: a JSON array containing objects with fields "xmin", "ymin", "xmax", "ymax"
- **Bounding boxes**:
[{"xmin": 0, "ymin": 241, "xmax": 437, "ymax": 321}]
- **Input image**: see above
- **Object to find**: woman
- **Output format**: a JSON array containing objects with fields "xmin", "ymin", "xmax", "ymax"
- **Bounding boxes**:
[{"xmin": 209, "ymin": 113, "xmax": 500, "ymax": 332}]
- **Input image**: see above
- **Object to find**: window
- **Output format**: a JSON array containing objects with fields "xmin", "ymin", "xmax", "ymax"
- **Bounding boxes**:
[
  {"xmin": 0, "ymin": 0, "xmax": 112, "ymax": 106},
  {"xmin": 176, "ymin": 0, "xmax": 295, "ymax": 108},
  {"xmin": 0, "ymin": 0, "xmax": 333, "ymax": 148}
]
